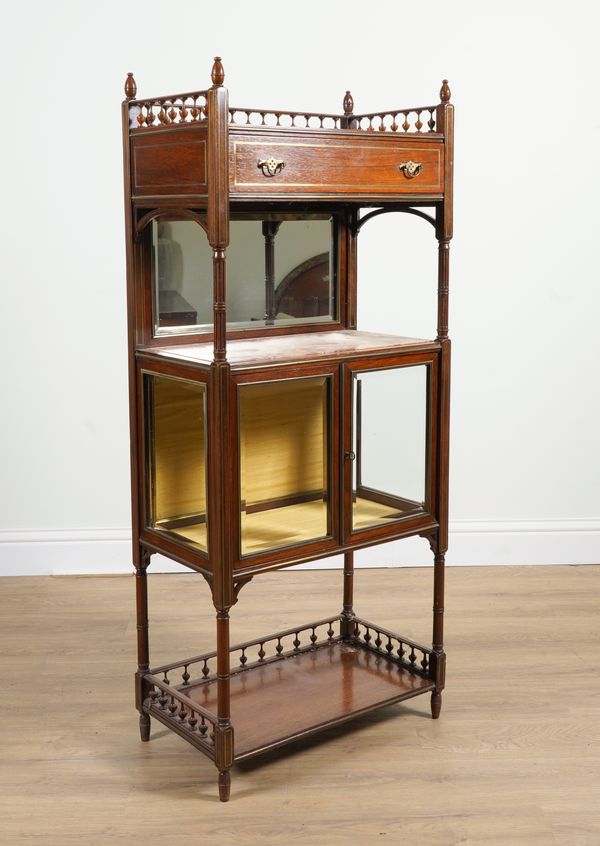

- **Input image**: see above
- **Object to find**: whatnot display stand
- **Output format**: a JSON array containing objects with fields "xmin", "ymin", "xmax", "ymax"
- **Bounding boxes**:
[{"xmin": 122, "ymin": 58, "xmax": 453, "ymax": 801}]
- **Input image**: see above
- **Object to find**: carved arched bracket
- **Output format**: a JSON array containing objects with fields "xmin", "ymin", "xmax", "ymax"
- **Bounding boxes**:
[
  {"xmin": 419, "ymin": 529, "xmax": 439, "ymax": 555},
  {"xmin": 135, "ymin": 207, "xmax": 208, "ymax": 241},
  {"xmin": 232, "ymin": 576, "xmax": 253, "ymax": 606},
  {"xmin": 352, "ymin": 206, "xmax": 436, "ymax": 236}
]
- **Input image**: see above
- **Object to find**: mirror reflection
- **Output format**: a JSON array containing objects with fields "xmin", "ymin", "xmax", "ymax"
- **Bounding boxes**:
[{"xmin": 152, "ymin": 214, "xmax": 336, "ymax": 334}]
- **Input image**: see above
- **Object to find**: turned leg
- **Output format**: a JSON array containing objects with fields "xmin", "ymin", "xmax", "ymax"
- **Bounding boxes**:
[
  {"xmin": 139, "ymin": 712, "xmax": 151, "ymax": 741},
  {"xmin": 135, "ymin": 548, "xmax": 151, "ymax": 740},
  {"xmin": 218, "ymin": 770, "xmax": 231, "ymax": 802},
  {"xmin": 430, "ymin": 548, "xmax": 446, "ymax": 719},
  {"xmin": 341, "ymin": 550, "xmax": 355, "ymax": 637},
  {"xmin": 214, "ymin": 607, "xmax": 234, "ymax": 802}
]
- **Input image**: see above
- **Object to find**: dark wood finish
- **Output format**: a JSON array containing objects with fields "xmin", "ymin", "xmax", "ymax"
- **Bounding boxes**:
[
  {"xmin": 142, "ymin": 615, "xmax": 433, "ymax": 760},
  {"xmin": 135, "ymin": 548, "xmax": 151, "ymax": 741},
  {"xmin": 124, "ymin": 72, "xmax": 137, "ymax": 99},
  {"xmin": 131, "ymin": 128, "xmax": 208, "ymax": 197},
  {"xmin": 230, "ymin": 131, "xmax": 444, "ymax": 196},
  {"xmin": 184, "ymin": 640, "xmax": 433, "ymax": 759},
  {"xmin": 122, "ymin": 62, "xmax": 454, "ymax": 801}
]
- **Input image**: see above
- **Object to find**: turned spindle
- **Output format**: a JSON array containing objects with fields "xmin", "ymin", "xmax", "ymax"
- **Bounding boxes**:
[
  {"xmin": 211, "ymin": 56, "xmax": 225, "ymax": 87},
  {"xmin": 343, "ymin": 90, "xmax": 354, "ymax": 115},
  {"xmin": 440, "ymin": 79, "xmax": 451, "ymax": 103},
  {"xmin": 124, "ymin": 72, "xmax": 137, "ymax": 99}
]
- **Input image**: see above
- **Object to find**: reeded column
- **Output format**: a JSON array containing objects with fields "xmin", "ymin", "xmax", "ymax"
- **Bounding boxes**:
[
  {"xmin": 215, "ymin": 607, "xmax": 233, "ymax": 801},
  {"xmin": 212, "ymin": 248, "xmax": 227, "ymax": 361},
  {"xmin": 341, "ymin": 551, "xmax": 355, "ymax": 637},
  {"xmin": 437, "ymin": 239, "xmax": 450, "ymax": 341}
]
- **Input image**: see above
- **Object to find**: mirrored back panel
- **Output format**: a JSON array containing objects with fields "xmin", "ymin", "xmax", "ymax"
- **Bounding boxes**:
[
  {"xmin": 143, "ymin": 373, "xmax": 208, "ymax": 554},
  {"xmin": 151, "ymin": 213, "xmax": 337, "ymax": 336},
  {"xmin": 238, "ymin": 376, "xmax": 331, "ymax": 557}
]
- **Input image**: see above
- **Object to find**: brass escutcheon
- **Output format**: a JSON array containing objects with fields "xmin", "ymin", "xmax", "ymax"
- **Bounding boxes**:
[
  {"xmin": 398, "ymin": 160, "xmax": 423, "ymax": 178},
  {"xmin": 257, "ymin": 157, "xmax": 286, "ymax": 177}
]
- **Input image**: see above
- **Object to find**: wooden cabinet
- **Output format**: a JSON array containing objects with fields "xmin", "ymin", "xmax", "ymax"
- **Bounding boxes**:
[{"xmin": 122, "ymin": 61, "xmax": 453, "ymax": 801}]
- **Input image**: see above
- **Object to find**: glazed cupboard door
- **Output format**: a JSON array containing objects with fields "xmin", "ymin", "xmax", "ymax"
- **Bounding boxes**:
[
  {"xmin": 343, "ymin": 353, "xmax": 438, "ymax": 544},
  {"xmin": 231, "ymin": 365, "xmax": 340, "ymax": 570},
  {"xmin": 140, "ymin": 369, "xmax": 210, "ymax": 563}
]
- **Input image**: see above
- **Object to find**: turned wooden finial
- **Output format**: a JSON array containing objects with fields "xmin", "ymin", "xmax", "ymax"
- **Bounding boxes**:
[
  {"xmin": 124, "ymin": 72, "xmax": 137, "ymax": 99},
  {"xmin": 211, "ymin": 56, "xmax": 225, "ymax": 87},
  {"xmin": 440, "ymin": 79, "xmax": 451, "ymax": 103},
  {"xmin": 343, "ymin": 90, "xmax": 354, "ymax": 115}
]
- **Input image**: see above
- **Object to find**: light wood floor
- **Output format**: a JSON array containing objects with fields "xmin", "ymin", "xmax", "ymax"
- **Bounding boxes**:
[{"xmin": 1, "ymin": 565, "xmax": 599, "ymax": 845}]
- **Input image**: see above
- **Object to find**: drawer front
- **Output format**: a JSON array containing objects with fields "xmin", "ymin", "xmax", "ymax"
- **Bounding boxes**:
[{"xmin": 231, "ymin": 137, "xmax": 443, "ymax": 195}]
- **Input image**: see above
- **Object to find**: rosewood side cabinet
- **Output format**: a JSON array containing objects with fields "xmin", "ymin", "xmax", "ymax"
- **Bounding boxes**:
[{"xmin": 122, "ymin": 58, "xmax": 453, "ymax": 802}]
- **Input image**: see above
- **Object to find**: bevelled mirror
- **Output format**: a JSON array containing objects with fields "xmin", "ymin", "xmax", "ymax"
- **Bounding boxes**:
[{"xmin": 151, "ymin": 213, "xmax": 337, "ymax": 336}]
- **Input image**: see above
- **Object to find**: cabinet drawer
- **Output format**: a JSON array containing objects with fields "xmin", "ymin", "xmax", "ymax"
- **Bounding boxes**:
[{"xmin": 231, "ymin": 135, "xmax": 443, "ymax": 196}]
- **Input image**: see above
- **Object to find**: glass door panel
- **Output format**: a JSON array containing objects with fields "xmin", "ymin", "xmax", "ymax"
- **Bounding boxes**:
[
  {"xmin": 144, "ymin": 374, "xmax": 208, "ymax": 553},
  {"xmin": 239, "ymin": 376, "xmax": 330, "ymax": 556},
  {"xmin": 352, "ymin": 365, "xmax": 429, "ymax": 532}
]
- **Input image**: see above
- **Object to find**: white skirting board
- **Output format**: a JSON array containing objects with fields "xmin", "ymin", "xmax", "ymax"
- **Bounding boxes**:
[{"xmin": 0, "ymin": 521, "xmax": 598, "ymax": 576}]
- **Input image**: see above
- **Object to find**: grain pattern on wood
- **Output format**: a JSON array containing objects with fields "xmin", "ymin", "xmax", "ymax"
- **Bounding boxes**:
[
  {"xmin": 131, "ymin": 127, "xmax": 208, "ymax": 196},
  {"xmin": 184, "ymin": 640, "xmax": 433, "ymax": 759},
  {"xmin": 230, "ymin": 133, "xmax": 443, "ymax": 195}
]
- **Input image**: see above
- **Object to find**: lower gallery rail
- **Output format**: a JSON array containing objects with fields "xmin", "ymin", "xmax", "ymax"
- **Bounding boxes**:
[{"xmin": 142, "ymin": 615, "xmax": 434, "ymax": 760}]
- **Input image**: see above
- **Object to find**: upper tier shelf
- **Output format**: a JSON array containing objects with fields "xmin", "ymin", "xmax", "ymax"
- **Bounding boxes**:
[
  {"xmin": 138, "ymin": 330, "xmax": 439, "ymax": 371},
  {"xmin": 130, "ymin": 124, "xmax": 445, "ymax": 202},
  {"xmin": 125, "ymin": 70, "xmax": 452, "ymax": 203}
]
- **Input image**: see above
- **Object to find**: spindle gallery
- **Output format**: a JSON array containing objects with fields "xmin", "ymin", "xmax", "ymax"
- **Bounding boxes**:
[{"xmin": 122, "ymin": 57, "xmax": 453, "ymax": 802}]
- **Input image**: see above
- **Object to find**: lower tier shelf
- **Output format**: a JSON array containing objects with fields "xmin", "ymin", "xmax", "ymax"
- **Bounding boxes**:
[{"xmin": 143, "ymin": 616, "xmax": 434, "ymax": 762}]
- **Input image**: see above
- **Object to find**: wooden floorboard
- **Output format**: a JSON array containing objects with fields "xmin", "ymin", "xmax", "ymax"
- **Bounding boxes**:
[{"xmin": 0, "ymin": 565, "xmax": 599, "ymax": 845}]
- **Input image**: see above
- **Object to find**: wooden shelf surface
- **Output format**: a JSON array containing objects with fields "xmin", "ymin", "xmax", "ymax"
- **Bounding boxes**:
[
  {"xmin": 141, "ymin": 330, "xmax": 438, "ymax": 370},
  {"xmin": 183, "ymin": 640, "xmax": 433, "ymax": 760}
]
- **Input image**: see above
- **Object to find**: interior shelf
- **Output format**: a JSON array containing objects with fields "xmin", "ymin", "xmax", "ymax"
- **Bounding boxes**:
[{"xmin": 143, "ymin": 616, "xmax": 434, "ymax": 762}]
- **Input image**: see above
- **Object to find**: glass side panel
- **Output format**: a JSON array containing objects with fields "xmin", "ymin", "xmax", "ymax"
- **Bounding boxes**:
[
  {"xmin": 352, "ymin": 365, "xmax": 429, "ymax": 532},
  {"xmin": 152, "ymin": 214, "xmax": 336, "ymax": 335},
  {"xmin": 144, "ymin": 374, "xmax": 208, "ymax": 553},
  {"xmin": 239, "ymin": 376, "xmax": 330, "ymax": 556}
]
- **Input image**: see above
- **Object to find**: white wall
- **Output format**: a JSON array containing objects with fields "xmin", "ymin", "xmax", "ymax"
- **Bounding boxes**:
[{"xmin": 1, "ymin": 0, "xmax": 599, "ymax": 575}]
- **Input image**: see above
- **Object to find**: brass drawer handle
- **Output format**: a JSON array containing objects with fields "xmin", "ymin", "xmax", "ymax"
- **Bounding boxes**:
[
  {"xmin": 398, "ymin": 160, "xmax": 423, "ymax": 179},
  {"xmin": 257, "ymin": 157, "xmax": 286, "ymax": 177}
]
